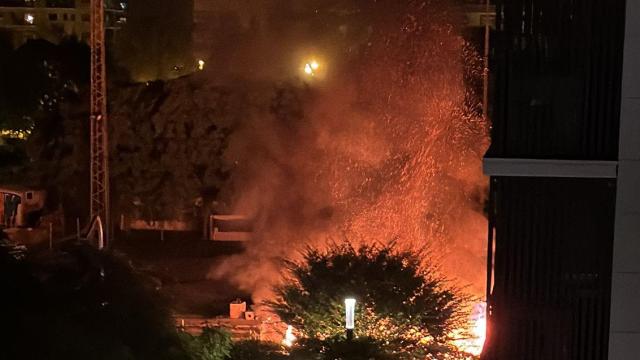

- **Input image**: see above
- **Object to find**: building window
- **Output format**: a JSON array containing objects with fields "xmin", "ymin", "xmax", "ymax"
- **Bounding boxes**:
[
  {"xmin": 49, "ymin": 13, "xmax": 58, "ymax": 21},
  {"xmin": 63, "ymin": 13, "xmax": 68, "ymax": 21},
  {"xmin": 81, "ymin": 14, "xmax": 89, "ymax": 22},
  {"xmin": 24, "ymin": 13, "xmax": 35, "ymax": 25},
  {"xmin": 26, "ymin": 192, "xmax": 33, "ymax": 200},
  {"xmin": 71, "ymin": 14, "xmax": 76, "ymax": 21}
]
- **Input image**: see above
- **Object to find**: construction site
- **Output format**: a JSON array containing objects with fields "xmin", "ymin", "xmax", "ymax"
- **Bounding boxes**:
[{"xmin": 1, "ymin": 0, "xmax": 639, "ymax": 359}]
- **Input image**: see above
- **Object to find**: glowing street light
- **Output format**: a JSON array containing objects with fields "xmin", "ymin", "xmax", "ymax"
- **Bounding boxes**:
[
  {"xmin": 24, "ymin": 13, "xmax": 34, "ymax": 24},
  {"xmin": 197, "ymin": 59, "xmax": 205, "ymax": 71},
  {"xmin": 304, "ymin": 60, "xmax": 320, "ymax": 76},
  {"xmin": 345, "ymin": 298, "xmax": 356, "ymax": 340}
]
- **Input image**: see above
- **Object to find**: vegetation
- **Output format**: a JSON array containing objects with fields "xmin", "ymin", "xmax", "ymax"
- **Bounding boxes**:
[
  {"xmin": 179, "ymin": 328, "xmax": 233, "ymax": 360},
  {"xmin": 0, "ymin": 38, "xmax": 233, "ymax": 224},
  {"xmin": 289, "ymin": 337, "xmax": 393, "ymax": 360},
  {"xmin": 229, "ymin": 340, "xmax": 287, "ymax": 360},
  {"xmin": 229, "ymin": 337, "xmax": 392, "ymax": 360},
  {"xmin": 109, "ymin": 80, "xmax": 234, "ymax": 221},
  {"xmin": 269, "ymin": 241, "xmax": 470, "ymax": 358},
  {"xmin": 0, "ymin": 240, "xmax": 189, "ymax": 360},
  {"xmin": 0, "ymin": 38, "xmax": 89, "ymax": 132},
  {"xmin": 0, "ymin": 38, "xmax": 92, "ymax": 228}
]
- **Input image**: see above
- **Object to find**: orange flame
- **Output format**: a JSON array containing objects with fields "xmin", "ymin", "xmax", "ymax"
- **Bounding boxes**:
[{"xmin": 452, "ymin": 302, "xmax": 487, "ymax": 356}]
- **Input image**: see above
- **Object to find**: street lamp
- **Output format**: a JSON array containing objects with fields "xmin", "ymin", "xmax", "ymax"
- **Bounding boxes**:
[{"xmin": 345, "ymin": 298, "xmax": 356, "ymax": 340}]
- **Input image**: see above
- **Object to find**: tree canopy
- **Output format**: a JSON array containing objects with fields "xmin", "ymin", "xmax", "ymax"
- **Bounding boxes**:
[
  {"xmin": 269, "ymin": 242, "xmax": 472, "ymax": 358},
  {"xmin": 0, "ymin": 241, "xmax": 188, "ymax": 360}
]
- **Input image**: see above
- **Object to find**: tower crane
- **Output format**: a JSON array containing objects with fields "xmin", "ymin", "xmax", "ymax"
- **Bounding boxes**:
[{"xmin": 89, "ymin": 0, "xmax": 109, "ymax": 246}]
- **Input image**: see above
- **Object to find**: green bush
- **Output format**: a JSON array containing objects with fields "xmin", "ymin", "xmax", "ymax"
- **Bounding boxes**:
[
  {"xmin": 229, "ymin": 340, "xmax": 287, "ymax": 360},
  {"xmin": 290, "ymin": 337, "xmax": 393, "ymax": 360},
  {"xmin": 179, "ymin": 328, "xmax": 233, "ymax": 360},
  {"xmin": 269, "ymin": 241, "xmax": 469, "ymax": 358}
]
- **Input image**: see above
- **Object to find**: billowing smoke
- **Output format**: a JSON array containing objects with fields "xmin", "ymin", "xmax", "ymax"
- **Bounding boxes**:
[{"xmin": 203, "ymin": 0, "xmax": 489, "ymax": 308}]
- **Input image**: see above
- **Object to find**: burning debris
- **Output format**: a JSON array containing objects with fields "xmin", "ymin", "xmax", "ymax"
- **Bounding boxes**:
[
  {"xmin": 111, "ymin": 0, "xmax": 489, "ymax": 354},
  {"xmin": 210, "ymin": 0, "xmax": 488, "ymax": 313}
]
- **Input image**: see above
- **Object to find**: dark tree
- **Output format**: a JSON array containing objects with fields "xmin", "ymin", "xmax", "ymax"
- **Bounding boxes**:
[
  {"xmin": 178, "ymin": 328, "xmax": 232, "ymax": 360},
  {"xmin": 0, "ymin": 38, "xmax": 89, "ymax": 132},
  {"xmin": 0, "ymin": 242, "xmax": 188, "ymax": 360},
  {"xmin": 110, "ymin": 78, "xmax": 235, "ymax": 220},
  {"xmin": 269, "ymin": 241, "xmax": 471, "ymax": 358}
]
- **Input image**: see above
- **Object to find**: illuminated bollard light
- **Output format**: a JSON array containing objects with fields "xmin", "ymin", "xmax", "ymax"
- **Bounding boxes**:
[{"xmin": 345, "ymin": 298, "xmax": 356, "ymax": 340}]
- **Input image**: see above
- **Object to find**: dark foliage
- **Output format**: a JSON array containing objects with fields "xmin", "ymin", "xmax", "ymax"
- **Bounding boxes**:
[
  {"xmin": 109, "ymin": 79, "xmax": 234, "ymax": 220},
  {"xmin": 290, "ymin": 337, "xmax": 394, "ymax": 360},
  {"xmin": 179, "ymin": 328, "xmax": 233, "ymax": 360},
  {"xmin": 0, "ymin": 241, "xmax": 188, "ymax": 360},
  {"xmin": 229, "ymin": 340, "xmax": 288, "ymax": 360},
  {"xmin": 0, "ymin": 38, "xmax": 89, "ymax": 131},
  {"xmin": 269, "ymin": 241, "xmax": 469, "ymax": 357}
]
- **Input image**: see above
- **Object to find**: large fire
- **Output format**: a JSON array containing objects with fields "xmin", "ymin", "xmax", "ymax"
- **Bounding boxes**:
[{"xmin": 211, "ymin": 0, "xmax": 489, "ymax": 355}]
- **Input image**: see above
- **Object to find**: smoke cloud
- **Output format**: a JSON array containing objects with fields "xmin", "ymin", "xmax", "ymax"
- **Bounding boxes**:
[{"xmin": 201, "ymin": 0, "xmax": 489, "ymax": 308}]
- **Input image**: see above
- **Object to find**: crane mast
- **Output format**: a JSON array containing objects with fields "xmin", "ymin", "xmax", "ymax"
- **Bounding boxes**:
[{"xmin": 89, "ymin": 0, "xmax": 110, "ymax": 245}]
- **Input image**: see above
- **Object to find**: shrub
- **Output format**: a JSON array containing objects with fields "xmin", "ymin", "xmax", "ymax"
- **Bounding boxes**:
[{"xmin": 269, "ymin": 241, "xmax": 469, "ymax": 358}]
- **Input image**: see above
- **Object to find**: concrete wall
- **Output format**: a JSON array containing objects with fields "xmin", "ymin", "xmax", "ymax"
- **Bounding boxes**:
[{"xmin": 609, "ymin": 1, "xmax": 640, "ymax": 358}]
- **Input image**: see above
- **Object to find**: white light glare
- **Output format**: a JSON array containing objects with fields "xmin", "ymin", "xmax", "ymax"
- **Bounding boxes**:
[
  {"xmin": 304, "ymin": 60, "xmax": 320, "ymax": 76},
  {"xmin": 282, "ymin": 325, "xmax": 297, "ymax": 347},
  {"xmin": 345, "ymin": 298, "xmax": 356, "ymax": 330}
]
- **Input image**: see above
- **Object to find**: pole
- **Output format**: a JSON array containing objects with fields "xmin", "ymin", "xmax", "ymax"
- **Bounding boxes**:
[
  {"xmin": 49, "ymin": 222, "xmax": 53, "ymax": 250},
  {"xmin": 76, "ymin": 217, "xmax": 80, "ymax": 240},
  {"xmin": 482, "ymin": 0, "xmax": 490, "ymax": 121}
]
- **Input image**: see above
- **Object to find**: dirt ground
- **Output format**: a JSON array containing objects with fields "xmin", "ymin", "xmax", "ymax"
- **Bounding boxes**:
[{"xmin": 114, "ymin": 231, "xmax": 253, "ymax": 317}]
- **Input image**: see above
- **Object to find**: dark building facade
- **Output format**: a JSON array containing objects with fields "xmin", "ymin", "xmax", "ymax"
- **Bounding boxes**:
[
  {"xmin": 0, "ymin": 0, "xmax": 125, "ymax": 48},
  {"xmin": 483, "ymin": 1, "xmax": 639, "ymax": 359}
]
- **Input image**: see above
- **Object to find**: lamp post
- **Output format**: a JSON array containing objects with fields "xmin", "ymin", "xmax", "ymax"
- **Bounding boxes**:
[{"xmin": 345, "ymin": 298, "xmax": 356, "ymax": 341}]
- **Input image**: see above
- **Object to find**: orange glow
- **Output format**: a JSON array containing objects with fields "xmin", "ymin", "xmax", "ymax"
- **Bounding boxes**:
[
  {"xmin": 452, "ymin": 302, "xmax": 487, "ymax": 356},
  {"xmin": 303, "ymin": 59, "xmax": 321, "ymax": 76},
  {"xmin": 211, "ymin": 3, "xmax": 490, "ymax": 351}
]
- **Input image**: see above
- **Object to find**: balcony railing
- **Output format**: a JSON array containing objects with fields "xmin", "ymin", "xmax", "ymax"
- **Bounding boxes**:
[{"xmin": 487, "ymin": 0, "xmax": 626, "ymax": 161}]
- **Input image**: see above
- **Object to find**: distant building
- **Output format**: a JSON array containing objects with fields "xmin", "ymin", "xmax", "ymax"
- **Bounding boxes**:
[
  {"xmin": 0, "ymin": 0, "xmax": 125, "ymax": 49},
  {"xmin": 483, "ymin": 1, "xmax": 639, "ymax": 359}
]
